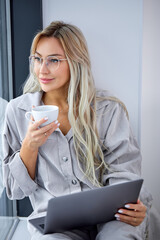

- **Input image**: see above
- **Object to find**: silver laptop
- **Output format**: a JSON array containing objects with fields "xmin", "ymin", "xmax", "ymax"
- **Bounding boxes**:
[{"xmin": 29, "ymin": 179, "xmax": 143, "ymax": 234}]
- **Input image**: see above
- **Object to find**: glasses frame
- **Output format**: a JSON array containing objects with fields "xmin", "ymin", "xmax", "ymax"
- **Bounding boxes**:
[{"xmin": 29, "ymin": 55, "xmax": 68, "ymax": 72}]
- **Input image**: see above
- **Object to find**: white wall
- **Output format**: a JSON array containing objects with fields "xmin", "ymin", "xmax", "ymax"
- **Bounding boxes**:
[
  {"xmin": 141, "ymin": 0, "xmax": 160, "ymax": 213},
  {"xmin": 43, "ymin": 0, "xmax": 143, "ymax": 142}
]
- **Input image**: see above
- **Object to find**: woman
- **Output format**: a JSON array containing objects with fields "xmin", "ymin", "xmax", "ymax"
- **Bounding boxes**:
[{"xmin": 3, "ymin": 21, "xmax": 152, "ymax": 239}]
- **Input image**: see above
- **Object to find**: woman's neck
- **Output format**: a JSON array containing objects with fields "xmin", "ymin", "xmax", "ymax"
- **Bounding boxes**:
[{"xmin": 42, "ymin": 89, "xmax": 68, "ymax": 112}]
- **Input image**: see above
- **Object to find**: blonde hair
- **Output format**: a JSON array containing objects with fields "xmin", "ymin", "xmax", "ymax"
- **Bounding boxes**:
[{"xmin": 23, "ymin": 21, "xmax": 128, "ymax": 186}]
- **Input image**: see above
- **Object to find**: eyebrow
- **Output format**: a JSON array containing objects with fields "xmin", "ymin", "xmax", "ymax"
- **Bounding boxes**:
[{"xmin": 35, "ymin": 51, "xmax": 63, "ymax": 57}]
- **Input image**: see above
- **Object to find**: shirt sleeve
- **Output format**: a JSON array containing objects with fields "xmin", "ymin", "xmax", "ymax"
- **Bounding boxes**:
[
  {"xmin": 2, "ymin": 102, "xmax": 38, "ymax": 200},
  {"xmin": 102, "ymin": 102, "xmax": 152, "ymax": 209},
  {"xmin": 0, "ymin": 98, "xmax": 8, "ymax": 197}
]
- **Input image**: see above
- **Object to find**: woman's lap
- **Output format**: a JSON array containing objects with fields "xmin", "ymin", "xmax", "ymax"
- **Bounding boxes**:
[
  {"xmin": 30, "ymin": 220, "xmax": 147, "ymax": 240},
  {"xmin": 31, "ymin": 227, "xmax": 92, "ymax": 240}
]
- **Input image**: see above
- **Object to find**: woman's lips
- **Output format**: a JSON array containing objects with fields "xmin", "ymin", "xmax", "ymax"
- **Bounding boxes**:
[{"xmin": 40, "ymin": 78, "xmax": 55, "ymax": 84}]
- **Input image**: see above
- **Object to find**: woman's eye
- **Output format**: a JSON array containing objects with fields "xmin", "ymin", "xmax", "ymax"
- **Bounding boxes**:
[
  {"xmin": 34, "ymin": 57, "xmax": 41, "ymax": 62},
  {"xmin": 50, "ymin": 58, "xmax": 59, "ymax": 63}
]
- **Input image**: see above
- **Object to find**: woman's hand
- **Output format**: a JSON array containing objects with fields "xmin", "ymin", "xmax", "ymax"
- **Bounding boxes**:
[
  {"xmin": 20, "ymin": 114, "xmax": 60, "ymax": 179},
  {"xmin": 23, "ymin": 115, "xmax": 60, "ymax": 151},
  {"xmin": 115, "ymin": 199, "xmax": 147, "ymax": 226}
]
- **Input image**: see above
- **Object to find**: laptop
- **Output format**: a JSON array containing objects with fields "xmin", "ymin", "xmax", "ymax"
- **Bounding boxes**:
[{"xmin": 29, "ymin": 179, "xmax": 143, "ymax": 234}]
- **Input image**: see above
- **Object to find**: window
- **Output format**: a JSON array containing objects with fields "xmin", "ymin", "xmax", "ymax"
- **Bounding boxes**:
[{"xmin": 0, "ymin": 0, "xmax": 17, "ymax": 239}]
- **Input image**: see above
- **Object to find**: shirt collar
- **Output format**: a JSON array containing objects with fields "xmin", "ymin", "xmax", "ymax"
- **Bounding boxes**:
[
  {"xmin": 17, "ymin": 91, "xmax": 43, "ymax": 111},
  {"xmin": 17, "ymin": 90, "xmax": 109, "ymax": 113}
]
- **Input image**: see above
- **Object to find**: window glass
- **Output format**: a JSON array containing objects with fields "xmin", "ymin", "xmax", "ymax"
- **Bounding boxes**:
[{"xmin": 0, "ymin": 0, "xmax": 17, "ymax": 239}]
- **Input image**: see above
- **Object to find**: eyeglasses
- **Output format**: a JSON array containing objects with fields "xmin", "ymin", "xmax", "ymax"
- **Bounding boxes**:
[{"xmin": 29, "ymin": 55, "xmax": 68, "ymax": 71}]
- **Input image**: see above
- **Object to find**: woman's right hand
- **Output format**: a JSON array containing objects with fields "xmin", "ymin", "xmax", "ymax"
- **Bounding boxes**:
[
  {"xmin": 23, "ymin": 116, "xmax": 60, "ymax": 151},
  {"xmin": 20, "ymin": 116, "xmax": 60, "ymax": 179}
]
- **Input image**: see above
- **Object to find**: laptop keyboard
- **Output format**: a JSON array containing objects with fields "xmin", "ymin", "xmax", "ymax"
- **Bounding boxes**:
[{"xmin": 39, "ymin": 224, "xmax": 45, "ymax": 229}]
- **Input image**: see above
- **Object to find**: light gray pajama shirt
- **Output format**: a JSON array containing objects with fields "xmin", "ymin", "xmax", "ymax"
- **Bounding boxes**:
[{"xmin": 2, "ymin": 90, "xmax": 152, "ymax": 239}]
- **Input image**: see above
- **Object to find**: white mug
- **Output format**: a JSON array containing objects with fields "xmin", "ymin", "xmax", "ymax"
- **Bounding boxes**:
[{"xmin": 25, "ymin": 105, "xmax": 59, "ymax": 127}]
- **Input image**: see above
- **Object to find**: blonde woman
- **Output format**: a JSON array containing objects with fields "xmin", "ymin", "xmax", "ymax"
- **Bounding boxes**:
[{"xmin": 3, "ymin": 21, "xmax": 152, "ymax": 240}]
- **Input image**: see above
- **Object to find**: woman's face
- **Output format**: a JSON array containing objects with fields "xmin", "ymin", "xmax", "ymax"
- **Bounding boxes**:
[{"xmin": 34, "ymin": 37, "xmax": 70, "ymax": 93}]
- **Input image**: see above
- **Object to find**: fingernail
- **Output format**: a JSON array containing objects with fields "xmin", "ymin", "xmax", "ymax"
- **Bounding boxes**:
[
  {"xmin": 57, "ymin": 123, "xmax": 60, "ymax": 127},
  {"xmin": 44, "ymin": 117, "xmax": 48, "ymax": 120},
  {"xmin": 118, "ymin": 209, "xmax": 123, "ymax": 213},
  {"xmin": 116, "ymin": 217, "xmax": 120, "ymax": 221},
  {"xmin": 54, "ymin": 120, "xmax": 58, "ymax": 124},
  {"xmin": 114, "ymin": 214, "xmax": 119, "ymax": 218},
  {"xmin": 125, "ymin": 204, "xmax": 130, "ymax": 208}
]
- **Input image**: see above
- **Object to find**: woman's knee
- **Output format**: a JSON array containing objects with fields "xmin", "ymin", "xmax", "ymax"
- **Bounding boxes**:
[{"xmin": 96, "ymin": 220, "xmax": 142, "ymax": 240}]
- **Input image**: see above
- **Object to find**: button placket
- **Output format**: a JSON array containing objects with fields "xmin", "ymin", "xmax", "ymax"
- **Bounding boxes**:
[
  {"xmin": 57, "ymin": 132, "xmax": 81, "ymax": 194},
  {"xmin": 58, "ymin": 132, "xmax": 73, "ymax": 179}
]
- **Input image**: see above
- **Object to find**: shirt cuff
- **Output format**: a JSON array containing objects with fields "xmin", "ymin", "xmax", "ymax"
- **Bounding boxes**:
[{"xmin": 9, "ymin": 152, "xmax": 38, "ymax": 196}]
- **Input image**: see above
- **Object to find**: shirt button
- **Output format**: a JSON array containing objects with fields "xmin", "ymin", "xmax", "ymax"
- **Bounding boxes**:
[
  {"xmin": 62, "ymin": 156, "xmax": 68, "ymax": 162},
  {"xmin": 72, "ymin": 179, "xmax": 77, "ymax": 185}
]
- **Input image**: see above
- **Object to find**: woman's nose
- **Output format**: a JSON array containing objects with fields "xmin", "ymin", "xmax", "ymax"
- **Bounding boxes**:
[{"xmin": 39, "ymin": 60, "xmax": 49, "ymax": 73}]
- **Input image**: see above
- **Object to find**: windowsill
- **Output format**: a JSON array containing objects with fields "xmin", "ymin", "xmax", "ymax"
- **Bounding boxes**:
[
  {"xmin": 0, "ymin": 217, "xmax": 31, "ymax": 240},
  {"xmin": 0, "ymin": 217, "xmax": 18, "ymax": 240},
  {"xmin": 11, "ymin": 217, "xmax": 31, "ymax": 240}
]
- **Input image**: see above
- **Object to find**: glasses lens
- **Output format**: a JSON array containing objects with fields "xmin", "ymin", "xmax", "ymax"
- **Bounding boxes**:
[
  {"xmin": 29, "ymin": 56, "xmax": 41, "ymax": 68},
  {"xmin": 29, "ymin": 56, "xmax": 60, "ymax": 71},
  {"xmin": 46, "ymin": 56, "xmax": 59, "ymax": 71}
]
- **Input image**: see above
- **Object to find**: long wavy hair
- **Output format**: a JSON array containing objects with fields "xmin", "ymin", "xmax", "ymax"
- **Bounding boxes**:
[{"xmin": 23, "ymin": 21, "xmax": 128, "ymax": 186}]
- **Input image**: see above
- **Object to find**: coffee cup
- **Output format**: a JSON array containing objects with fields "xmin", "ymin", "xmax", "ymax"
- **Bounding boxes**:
[{"xmin": 25, "ymin": 105, "xmax": 59, "ymax": 127}]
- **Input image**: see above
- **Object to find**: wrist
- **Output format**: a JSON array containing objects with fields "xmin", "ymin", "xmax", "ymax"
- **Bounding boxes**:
[{"xmin": 21, "ymin": 137, "xmax": 39, "ymax": 153}]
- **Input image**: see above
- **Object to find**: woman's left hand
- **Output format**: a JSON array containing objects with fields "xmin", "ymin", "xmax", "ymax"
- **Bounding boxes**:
[{"xmin": 115, "ymin": 199, "xmax": 147, "ymax": 226}]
